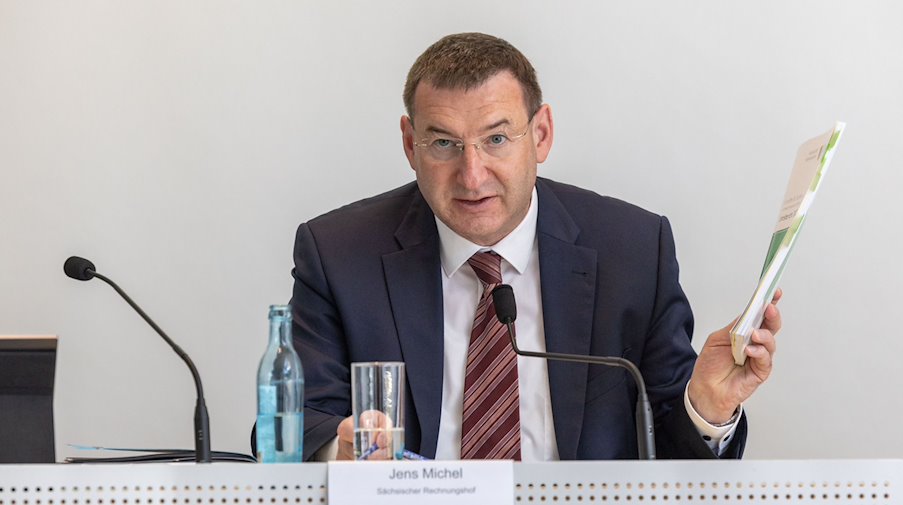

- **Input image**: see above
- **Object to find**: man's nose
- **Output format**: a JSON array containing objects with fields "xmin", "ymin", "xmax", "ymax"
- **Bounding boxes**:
[{"xmin": 458, "ymin": 144, "xmax": 489, "ymax": 188}]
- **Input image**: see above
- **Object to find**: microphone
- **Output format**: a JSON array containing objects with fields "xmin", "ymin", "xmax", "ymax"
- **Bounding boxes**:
[
  {"xmin": 64, "ymin": 256, "xmax": 96, "ymax": 281},
  {"xmin": 64, "ymin": 256, "xmax": 212, "ymax": 463},
  {"xmin": 492, "ymin": 284, "xmax": 656, "ymax": 460}
]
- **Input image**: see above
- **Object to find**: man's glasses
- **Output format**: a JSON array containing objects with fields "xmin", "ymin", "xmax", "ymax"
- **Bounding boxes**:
[{"xmin": 412, "ymin": 121, "xmax": 532, "ymax": 162}]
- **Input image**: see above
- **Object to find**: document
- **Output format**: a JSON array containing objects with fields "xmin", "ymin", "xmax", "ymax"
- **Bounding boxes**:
[
  {"xmin": 328, "ymin": 460, "xmax": 514, "ymax": 505},
  {"xmin": 730, "ymin": 122, "xmax": 845, "ymax": 365}
]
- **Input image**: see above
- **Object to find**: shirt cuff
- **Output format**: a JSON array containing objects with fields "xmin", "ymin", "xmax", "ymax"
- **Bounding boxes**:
[
  {"xmin": 684, "ymin": 382, "xmax": 742, "ymax": 455},
  {"xmin": 311, "ymin": 436, "xmax": 340, "ymax": 461}
]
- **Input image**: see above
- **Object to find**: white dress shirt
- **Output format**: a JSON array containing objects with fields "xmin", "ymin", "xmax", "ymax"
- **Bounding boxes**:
[{"xmin": 434, "ymin": 187, "xmax": 559, "ymax": 461}]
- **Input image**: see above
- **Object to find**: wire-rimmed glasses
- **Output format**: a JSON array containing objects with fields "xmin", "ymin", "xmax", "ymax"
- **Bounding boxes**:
[{"xmin": 412, "ymin": 120, "xmax": 532, "ymax": 162}]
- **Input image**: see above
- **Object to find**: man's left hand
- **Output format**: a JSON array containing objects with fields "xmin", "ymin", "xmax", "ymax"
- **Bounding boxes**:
[{"xmin": 688, "ymin": 289, "xmax": 783, "ymax": 424}]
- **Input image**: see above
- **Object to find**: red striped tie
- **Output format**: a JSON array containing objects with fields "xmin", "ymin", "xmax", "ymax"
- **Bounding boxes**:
[{"xmin": 460, "ymin": 251, "xmax": 521, "ymax": 460}]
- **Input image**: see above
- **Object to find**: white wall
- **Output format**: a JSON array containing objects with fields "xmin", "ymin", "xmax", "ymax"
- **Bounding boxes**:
[{"xmin": 1, "ymin": 1, "xmax": 901, "ymax": 461}]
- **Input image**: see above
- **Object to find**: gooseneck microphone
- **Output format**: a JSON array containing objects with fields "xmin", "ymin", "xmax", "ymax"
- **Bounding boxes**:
[
  {"xmin": 64, "ymin": 256, "xmax": 212, "ymax": 463},
  {"xmin": 492, "ymin": 284, "xmax": 656, "ymax": 460}
]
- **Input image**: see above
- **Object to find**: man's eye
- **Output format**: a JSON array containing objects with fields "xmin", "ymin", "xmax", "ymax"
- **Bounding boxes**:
[
  {"xmin": 487, "ymin": 134, "xmax": 509, "ymax": 146},
  {"xmin": 433, "ymin": 138, "xmax": 456, "ymax": 149}
]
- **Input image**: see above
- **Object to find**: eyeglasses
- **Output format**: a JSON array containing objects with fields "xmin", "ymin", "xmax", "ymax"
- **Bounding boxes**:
[{"xmin": 412, "ymin": 120, "xmax": 532, "ymax": 162}]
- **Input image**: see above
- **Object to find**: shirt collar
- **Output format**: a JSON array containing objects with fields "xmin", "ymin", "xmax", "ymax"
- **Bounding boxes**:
[{"xmin": 436, "ymin": 187, "xmax": 538, "ymax": 277}]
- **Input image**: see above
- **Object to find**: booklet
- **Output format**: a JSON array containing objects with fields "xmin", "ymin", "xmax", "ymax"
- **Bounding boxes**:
[
  {"xmin": 729, "ymin": 122, "xmax": 845, "ymax": 366},
  {"xmin": 65, "ymin": 444, "xmax": 256, "ymax": 463}
]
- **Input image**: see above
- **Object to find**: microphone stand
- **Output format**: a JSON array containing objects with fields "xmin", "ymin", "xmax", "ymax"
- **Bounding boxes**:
[
  {"xmin": 493, "ymin": 286, "xmax": 656, "ymax": 460},
  {"xmin": 88, "ymin": 269, "xmax": 212, "ymax": 463}
]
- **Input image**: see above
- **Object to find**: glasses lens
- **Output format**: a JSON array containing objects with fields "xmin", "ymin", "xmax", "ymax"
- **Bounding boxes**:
[
  {"xmin": 481, "ymin": 134, "xmax": 515, "ymax": 158},
  {"xmin": 427, "ymin": 140, "xmax": 460, "ymax": 161}
]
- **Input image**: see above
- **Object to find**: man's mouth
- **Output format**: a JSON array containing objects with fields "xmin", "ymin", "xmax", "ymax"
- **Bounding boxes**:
[{"xmin": 456, "ymin": 196, "xmax": 495, "ymax": 207}]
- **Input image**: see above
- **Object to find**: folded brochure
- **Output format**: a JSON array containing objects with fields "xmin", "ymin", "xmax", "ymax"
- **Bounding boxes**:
[{"xmin": 730, "ymin": 122, "xmax": 845, "ymax": 366}]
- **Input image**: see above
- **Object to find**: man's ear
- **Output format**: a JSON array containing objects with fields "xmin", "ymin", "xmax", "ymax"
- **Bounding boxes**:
[
  {"xmin": 532, "ymin": 104, "xmax": 554, "ymax": 164},
  {"xmin": 400, "ymin": 115, "xmax": 417, "ymax": 171}
]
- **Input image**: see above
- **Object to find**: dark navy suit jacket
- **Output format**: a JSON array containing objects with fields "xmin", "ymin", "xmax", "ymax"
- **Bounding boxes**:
[{"xmin": 290, "ymin": 177, "xmax": 746, "ymax": 461}]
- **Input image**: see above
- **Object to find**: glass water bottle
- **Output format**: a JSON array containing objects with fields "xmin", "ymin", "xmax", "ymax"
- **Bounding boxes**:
[{"xmin": 256, "ymin": 305, "xmax": 304, "ymax": 463}]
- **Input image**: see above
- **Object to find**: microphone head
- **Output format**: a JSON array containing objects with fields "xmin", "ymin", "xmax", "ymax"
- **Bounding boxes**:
[
  {"xmin": 492, "ymin": 284, "xmax": 517, "ymax": 324},
  {"xmin": 64, "ymin": 256, "xmax": 97, "ymax": 281}
]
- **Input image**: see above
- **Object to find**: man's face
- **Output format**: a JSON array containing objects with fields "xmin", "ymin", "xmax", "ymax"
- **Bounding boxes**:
[{"xmin": 401, "ymin": 72, "xmax": 553, "ymax": 246}]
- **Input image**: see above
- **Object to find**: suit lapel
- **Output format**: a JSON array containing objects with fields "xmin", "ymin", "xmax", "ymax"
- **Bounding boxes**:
[
  {"xmin": 535, "ymin": 179, "xmax": 598, "ymax": 461},
  {"xmin": 382, "ymin": 192, "xmax": 444, "ymax": 459}
]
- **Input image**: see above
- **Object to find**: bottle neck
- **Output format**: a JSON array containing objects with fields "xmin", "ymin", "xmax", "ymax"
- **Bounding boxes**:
[{"xmin": 268, "ymin": 305, "xmax": 293, "ymax": 346}]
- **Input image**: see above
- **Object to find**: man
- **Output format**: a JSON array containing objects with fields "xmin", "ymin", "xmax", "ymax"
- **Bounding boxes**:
[{"xmin": 291, "ymin": 32, "xmax": 781, "ymax": 461}]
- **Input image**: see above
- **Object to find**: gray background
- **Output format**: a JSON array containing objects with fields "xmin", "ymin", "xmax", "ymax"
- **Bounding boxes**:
[{"xmin": 2, "ymin": 1, "xmax": 900, "ymax": 461}]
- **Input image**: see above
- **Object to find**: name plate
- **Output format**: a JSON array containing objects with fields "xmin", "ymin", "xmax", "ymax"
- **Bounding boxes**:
[{"xmin": 327, "ymin": 460, "xmax": 513, "ymax": 505}]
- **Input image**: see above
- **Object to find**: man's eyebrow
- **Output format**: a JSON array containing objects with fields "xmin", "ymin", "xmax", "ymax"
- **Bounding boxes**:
[
  {"xmin": 483, "ymin": 119, "xmax": 511, "ymax": 132},
  {"xmin": 424, "ymin": 125, "xmax": 455, "ymax": 136},
  {"xmin": 424, "ymin": 119, "xmax": 513, "ymax": 136}
]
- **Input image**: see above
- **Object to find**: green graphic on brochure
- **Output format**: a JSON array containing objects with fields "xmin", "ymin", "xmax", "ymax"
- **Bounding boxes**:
[{"xmin": 730, "ymin": 122, "xmax": 845, "ymax": 366}]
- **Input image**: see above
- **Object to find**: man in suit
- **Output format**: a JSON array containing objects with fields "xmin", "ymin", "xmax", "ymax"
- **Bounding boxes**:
[{"xmin": 291, "ymin": 32, "xmax": 781, "ymax": 461}]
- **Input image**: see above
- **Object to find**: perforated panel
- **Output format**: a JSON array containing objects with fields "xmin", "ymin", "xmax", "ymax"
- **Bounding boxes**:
[
  {"xmin": 0, "ymin": 464, "xmax": 327, "ymax": 505},
  {"xmin": 513, "ymin": 460, "xmax": 900, "ymax": 504},
  {"xmin": 1, "ymin": 460, "xmax": 899, "ymax": 505},
  {"xmin": 514, "ymin": 479, "xmax": 893, "ymax": 502}
]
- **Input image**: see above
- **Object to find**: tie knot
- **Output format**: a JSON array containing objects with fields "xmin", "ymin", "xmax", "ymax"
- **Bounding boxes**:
[{"xmin": 467, "ymin": 251, "xmax": 502, "ymax": 286}]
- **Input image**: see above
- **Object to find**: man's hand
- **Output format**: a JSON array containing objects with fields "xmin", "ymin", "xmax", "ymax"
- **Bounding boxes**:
[
  {"xmin": 336, "ymin": 416, "xmax": 356, "ymax": 460},
  {"xmin": 688, "ymin": 289, "xmax": 783, "ymax": 424},
  {"xmin": 335, "ymin": 411, "xmax": 394, "ymax": 460}
]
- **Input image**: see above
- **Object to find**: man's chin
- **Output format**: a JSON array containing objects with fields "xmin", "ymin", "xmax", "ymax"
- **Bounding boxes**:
[{"xmin": 447, "ymin": 220, "xmax": 507, "ymax": 246}]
